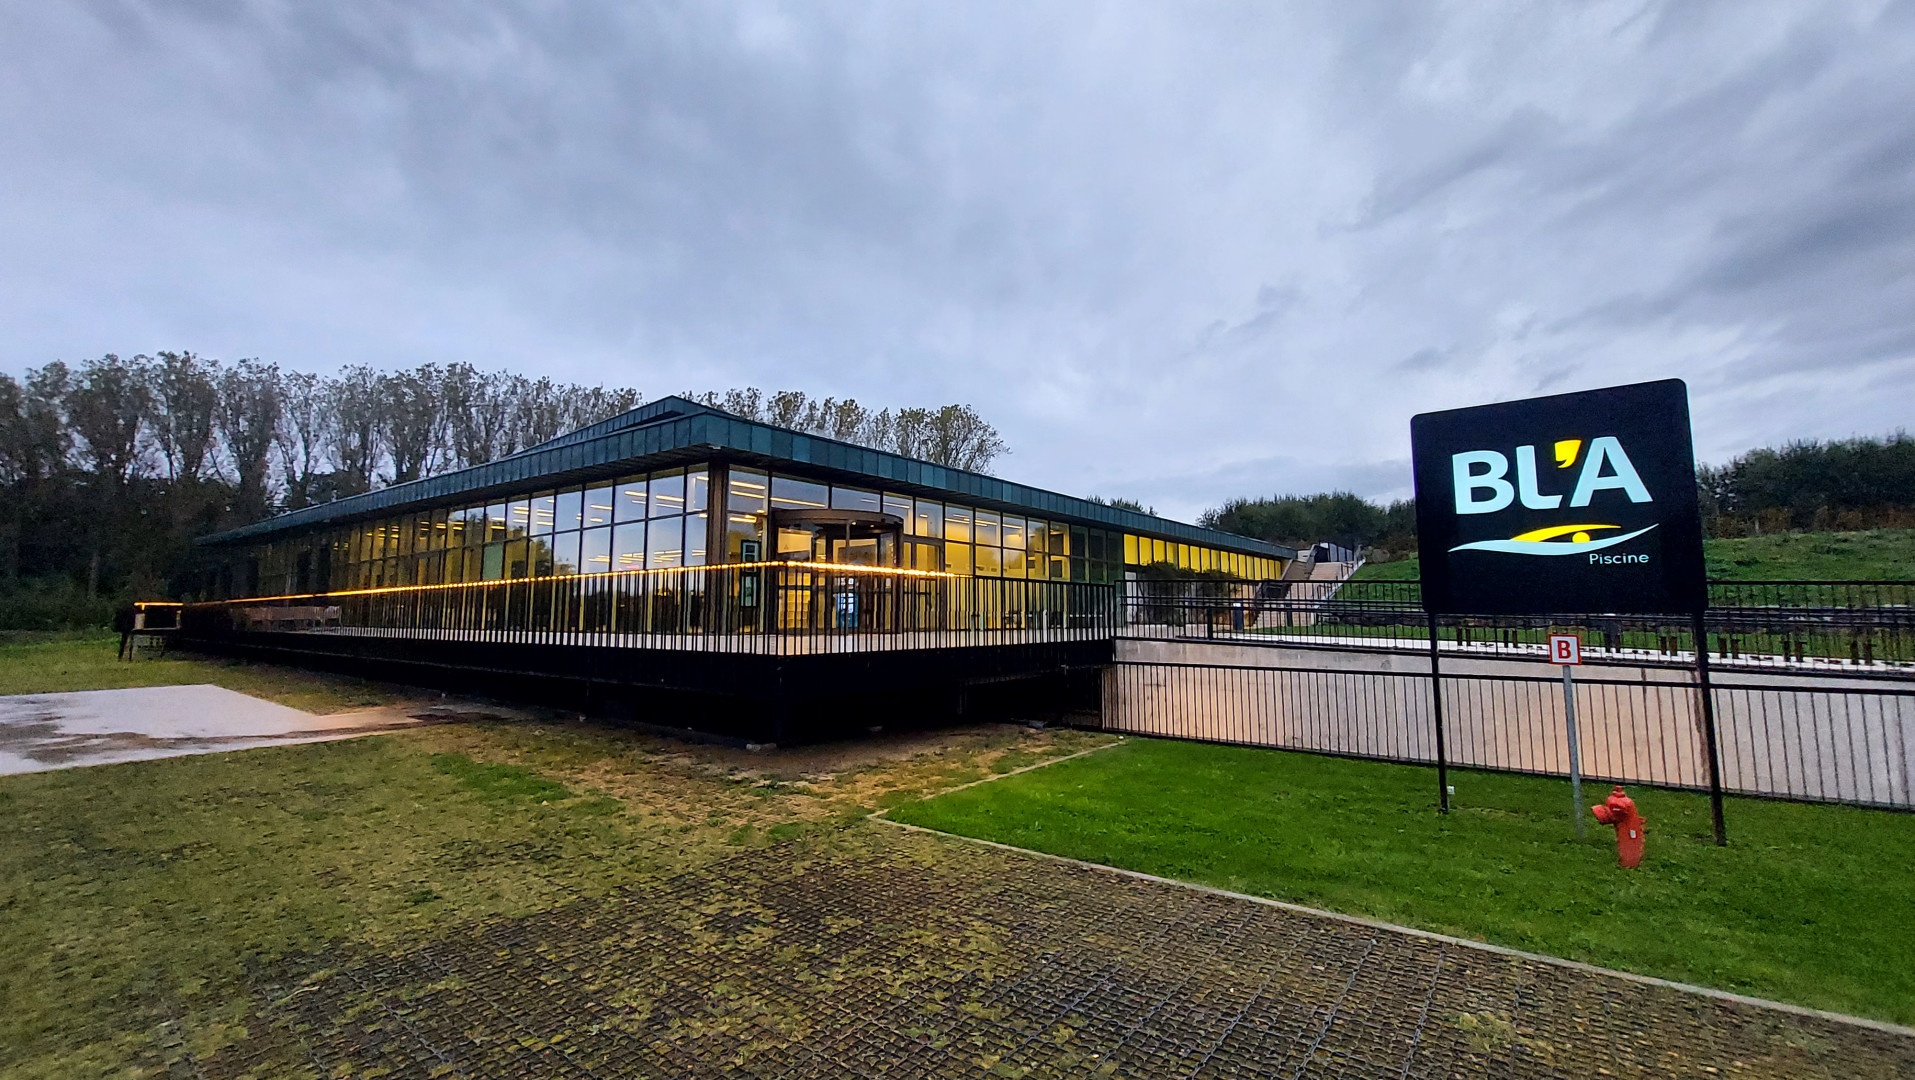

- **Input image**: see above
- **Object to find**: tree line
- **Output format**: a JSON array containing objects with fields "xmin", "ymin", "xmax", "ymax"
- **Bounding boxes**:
[
  {"xmin": 1699, "ymin": 432, "xmax": 1915, "ymax": 535},
  {"xmin": 1199, "ymin": 492, "xmax": 1417, "ymax": 560},
  {"xmin": 1199, "ymin": 431, "xmax": 1915, "ymax": 560},
  {"xmin": 0, "ymin": 352, "xmax": 1007, "ymax": 626}
]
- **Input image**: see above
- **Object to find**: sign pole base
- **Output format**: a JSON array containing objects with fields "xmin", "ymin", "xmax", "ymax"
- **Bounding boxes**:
[
  {"xmin": 1693, "ymin": 610, "xmax": 1728, "ymax": 846},
  {"xmin": 1428, "ymin": 612, "xmax": 1450, "ymax": 814}
]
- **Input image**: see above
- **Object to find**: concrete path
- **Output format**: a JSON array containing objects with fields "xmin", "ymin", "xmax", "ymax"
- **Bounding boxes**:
[
  {"xmin": 0, "ymin": 684, "xmax": 428, "ymax": 774},
  {"xmin": 172, "ymin": 827, "xmax": 1913, "ymax": 1079}
]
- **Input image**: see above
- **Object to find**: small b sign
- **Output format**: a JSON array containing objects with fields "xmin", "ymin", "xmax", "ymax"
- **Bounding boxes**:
[{"xmin": 1549, "ymin": 634, "xmax": 1582, "ymax": 665}]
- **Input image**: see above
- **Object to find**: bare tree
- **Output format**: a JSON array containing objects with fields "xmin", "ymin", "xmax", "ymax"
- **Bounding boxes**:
[
  {"xmin": 216, "ymin": 359, "xmax": 284, "ymax": 517},
  {"xmin": 275, "ymin": 371, "xmax": 330, "ymax": 509},
  {"xmin": 378, "ymin": 365, "xmax": 444, "ymax": 484},
  {"xmin": 323, "ymin": 365, "xmax": 383, "ymax": 496},
  {"xmin": 65, "ymin": 354, "xmax": 152, "ymax": 487},
  {"xmin": 688, "ymin": 387, "xmax": 1008, "ymax": 472},
  {"xmin": 0, "ymin": 363, "xmax": 70, "ymax": 487},
  {"xmin": 147, "ymin": 351, "xmax": 221, "ymax": 483}
]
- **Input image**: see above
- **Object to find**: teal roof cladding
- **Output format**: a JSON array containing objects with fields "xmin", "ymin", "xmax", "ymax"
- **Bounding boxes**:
[{"xmin": 200, "ymin": 396, "xmax": 1294, "ymax": 559}]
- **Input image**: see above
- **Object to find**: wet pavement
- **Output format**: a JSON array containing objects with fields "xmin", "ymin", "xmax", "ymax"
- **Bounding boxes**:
[
  {"xmin": 0, "ymin": 685, "xmax": 428, "ymax": 774},
  {"xmin": 164, "ymin": 827, "xmax": 1914, "ymax": 1080}
]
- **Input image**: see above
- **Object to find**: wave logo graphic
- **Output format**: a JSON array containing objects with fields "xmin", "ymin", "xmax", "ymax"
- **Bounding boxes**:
[{"xmin": 1449, "ymin": 522, "xmax": 1659, "ymax": 557}]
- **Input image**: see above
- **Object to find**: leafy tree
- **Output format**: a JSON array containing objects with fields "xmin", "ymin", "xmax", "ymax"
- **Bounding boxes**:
[
  {"xmin": 1699, "ymin": 432, "xmax": 1915, "ymax": 535},
  {"xmin": 1088, "ymin": 495, "xmax": 1156, "ymax": 515}
]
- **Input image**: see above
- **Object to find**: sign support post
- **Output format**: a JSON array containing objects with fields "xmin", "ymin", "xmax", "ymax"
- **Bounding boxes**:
[
  {"xmin": 1428, "ymin": 611, "xmax": 1450, "ymax": 814},
  {"xmin": 1691, "ymin": 610, "xmax": 1728, "ymax": 846},
  {"xmin": 1549, "ymin": 633, "xmax": 1585, "ymax": 839},
  {"xmin": 1563, "ymin": 663, "xmax": 1583, "ymax": 839}
]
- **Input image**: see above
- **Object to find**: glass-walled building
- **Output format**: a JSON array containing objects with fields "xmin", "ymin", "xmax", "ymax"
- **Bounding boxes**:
[{"xmin": 205, "ymin": 397, "xmax": 1291, "ymax": 600}]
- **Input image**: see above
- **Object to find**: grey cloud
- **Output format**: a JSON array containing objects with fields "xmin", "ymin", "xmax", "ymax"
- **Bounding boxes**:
[{"xmin": 1, "ymin": 1, "xmax": 1911, "ymax": 521}]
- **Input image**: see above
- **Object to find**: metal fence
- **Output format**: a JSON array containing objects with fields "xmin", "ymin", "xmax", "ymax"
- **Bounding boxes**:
[
  {"xmin": 1121, "ymin": 578, "xmax": 1915, "ymax": 673},
  {"xmin": 1104, "ymin": 658, "xmax": 1915, "ymax": 810},
  {"xmin": 181, "ymin": 564, "xmax": 1119, "ymax": 655}
]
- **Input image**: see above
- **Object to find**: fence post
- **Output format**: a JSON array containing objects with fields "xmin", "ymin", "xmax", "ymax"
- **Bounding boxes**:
[
  {"xmin": 1692, "ymin": 609, "xmax": 1728, "ymax": 845},
  {"xmin": 1427, "ymin": 611, "xmax": 1450, "ymax": 814}
]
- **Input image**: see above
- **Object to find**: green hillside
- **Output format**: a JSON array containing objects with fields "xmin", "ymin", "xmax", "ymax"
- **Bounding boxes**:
[{"xmin": 1350, "ymin": 528, "xmax": 1915, "ymax": 582}]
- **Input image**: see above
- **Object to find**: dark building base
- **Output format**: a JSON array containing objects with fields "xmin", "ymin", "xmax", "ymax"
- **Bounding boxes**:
[{"xmin": 179, "ymin": 632, "xmax": 1112, "ymax": 745}]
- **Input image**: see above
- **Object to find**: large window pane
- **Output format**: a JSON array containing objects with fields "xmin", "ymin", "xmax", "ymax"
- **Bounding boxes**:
[
  {"xmin": 555, "ymin": 487, "xmax": 584, "ymax": 531},
  {"xmin": 770, "ymin": 475, "xmax": 827, "ymax": 511},
  {"xmin": 649, "ymin": 470, "xmax": 685, "ymax": 517},
  {"xmin": 913, "ymin": 500, "xmax": 943, "ymax": 539},
  {"xmin": 583, "ymin": 485, "xmax": 614, "ymax": 528},
  {"xmin": 831, "ymin": 486, "xmax": 880, "ymax": 513},
  {"xmin": 1003, "ymin": 542, "xmax": 1028, "ymax": 578},
  {"xmin": 508, "ymin": 498, "xmax": 532, "ymax": 538},
  {"xmin": 529, "ymin": 535, "xmax": 555, "ymax": 577},
  {"xmin": 612, "ymin": 521, "xmax": 646, "ymax": 571},
  {"xmin": 482, "ymin": 542, "xmax": 505, "ymax": 581},
  {"xmin": 530, "ymin": 492, "xmax": 556, "ymax": 534},
  {"xmin": 1001, "ymin": 516, "xmax": 1026, "ymax": 553},
  {"xmin": 548, "ymin": 531, "xmax": 580, "ymax": 575},
  {"xmin": 975, "ymin": 543, "xmax": 1002, "ymax": 576},
  {"xmin": 945, "ymin": 505, "xmax": 972, "ymax": 544},
  {"xmin": 685, "ymin": 513, "xmax": 708, "ymax": 566},
  {"xmin": 429, "ymin": 508, "xmax": 449, "ymax": 550},
  {"xmin": 686, "ymin": 469, "xmax": 709, "ymax": 513},
  {"xmin": 505, "ymin": 539, "xmax": 529, "ymax": 579},
  {"xmin": 648, "ymin": 516, "xmax": 684, "ymax": 568},
  {"xmin": 615, "ymin": 476, "xmax": 648, "ymax": 521},
  {"xmin": 581, "ymin": 526, "xmax": 612, "ymax": 573},
  {"xmin": 777, "ymin": 524, "xmax": 813, "ymax": 558},
  {"xmin": 727, "ymin": 514, "xmax": 762, "ymax": 562},
  {"xmin": 975, "ymin": 510, "xmax": 1000, "ymax": 548},
  {"xmin": 729, "ymin": 469, "xmax": 768, "ymax": 513},
  {"xmin": 945, "ymin": 542, "xmax": 973, "ymax": 576},
  {"xmin": 485, "ymin": 504, "xmax": 508, "ymax": 543},
  {"xmin": 883, "ymin": 493, "xmax": 911, "ymax": 527}
]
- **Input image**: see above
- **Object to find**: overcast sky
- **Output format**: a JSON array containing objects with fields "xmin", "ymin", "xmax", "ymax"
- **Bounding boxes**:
[{"xmin": 3, "ymin": 2, "xmax": 1912, "ymax": 520}]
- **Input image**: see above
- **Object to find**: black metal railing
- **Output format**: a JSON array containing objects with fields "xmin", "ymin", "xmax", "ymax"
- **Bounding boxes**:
[
  {"xmin": 180, "ymin": 564, "xmax": 1119, "ymax": 654},
  {"xmin": 1120, "ymin": 578, "xmax": 1915, "ymax": 672},
  {"xmin": 1104, "ymin": 659, "xmax": 1915, "ymax": 810}
]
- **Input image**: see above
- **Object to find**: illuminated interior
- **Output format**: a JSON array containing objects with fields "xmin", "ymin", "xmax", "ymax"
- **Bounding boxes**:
[{"xmin": 208, "ymin": 461, "xmax": 1286, "ymax": 600}]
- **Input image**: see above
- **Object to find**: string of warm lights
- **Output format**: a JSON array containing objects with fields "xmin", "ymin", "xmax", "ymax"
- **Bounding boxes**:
[{"xmin": 178, "ymin": 561, "xmax": 965, "ymax": 607}]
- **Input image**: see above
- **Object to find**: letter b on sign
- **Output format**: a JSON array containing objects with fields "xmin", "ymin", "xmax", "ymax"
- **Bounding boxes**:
[{"xmin": 1549, "ymin": 634, "xmax": 1581, "ymax": 665}]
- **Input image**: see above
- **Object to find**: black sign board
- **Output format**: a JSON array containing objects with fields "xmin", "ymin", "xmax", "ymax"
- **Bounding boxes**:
[{"xmin": 1411, "ymin": 379, "xmax": 1706, "ymax": 615}]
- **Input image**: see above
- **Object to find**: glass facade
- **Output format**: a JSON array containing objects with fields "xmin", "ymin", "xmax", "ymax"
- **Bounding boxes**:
[{"xmin": 217, "ymin": 460, "xmax": 1284, "ymax": 599}]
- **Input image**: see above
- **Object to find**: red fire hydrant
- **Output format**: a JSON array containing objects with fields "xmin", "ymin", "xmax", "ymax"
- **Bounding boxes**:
[{"xmin": 1590, "ymin": 786, "xmax": 1646, "ymax": 868}]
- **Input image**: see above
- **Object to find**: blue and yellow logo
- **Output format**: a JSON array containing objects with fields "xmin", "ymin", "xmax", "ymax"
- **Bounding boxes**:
[{"xmin": 1448, "ymin": 436, "xmax": 1658, "ymax": 557}]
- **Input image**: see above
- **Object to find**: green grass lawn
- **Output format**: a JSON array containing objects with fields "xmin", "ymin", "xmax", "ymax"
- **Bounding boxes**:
[
  {"xmin": 1702, "ymin": 528, "xmax": 1915, "ymax": 581},
  {"xmin": 1352, "ymin": 528, "xmax": 1915, "ymax": 582},
  {"xmin": 889, "ymin": 737, "xmax": 1915, "ymax": 1024},
  {"xmin": 0, "ymin": 633, "xmax": 402, "ymax": 712}
]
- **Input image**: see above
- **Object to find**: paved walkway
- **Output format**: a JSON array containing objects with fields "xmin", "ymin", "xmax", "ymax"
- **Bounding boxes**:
[
  {"xmin": 169, "ymin": 828, "xmax": 1912, "ymax": 1079},
  {"xmin": 0, "ymin": 684, "xmax": 441, "ymax": 774}
]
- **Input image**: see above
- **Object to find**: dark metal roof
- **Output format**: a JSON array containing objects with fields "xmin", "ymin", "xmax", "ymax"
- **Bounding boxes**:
[{"xmin": 200, "ymin": 396, "xmax": 1294, "ymax": 559}]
